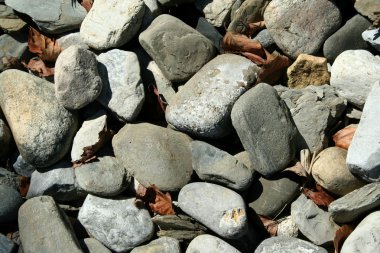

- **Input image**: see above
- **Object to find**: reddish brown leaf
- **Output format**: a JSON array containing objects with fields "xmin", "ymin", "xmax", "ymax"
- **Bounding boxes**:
[
  {"xmin": 333, "ymin": 126, "xmax": 357, "ymax": 150},
  {"xmin": 135, "ymin": 184, "xmax": 175, "ymax": 215},
  {"xmin": 28, "ymin": 27, "xmax": 62, "ymax": 62},
  {"xmin": 152, "ymin": 83, "xmax": 168, "ymax": 112},
  {"xmin": 19, "ymin": 176, "xmax": 30, "ymax": 197},
  {"xmin": 258, "ymin": 215, "xmax": 278, "ymax": 236},
  {"xmin": 302, "ymin": 184, "xmax": 335, "ymax": 207},
  {"xmin": 334, "ymin": 225, "xmax": 355, "ymax": 253},
  {"xmin": 80, "ymin": 0, "xmax": 93, "ymax": 12},
  {"xmin": 24, "ymin": 57, "xmax": 54, "ymax": 77}
]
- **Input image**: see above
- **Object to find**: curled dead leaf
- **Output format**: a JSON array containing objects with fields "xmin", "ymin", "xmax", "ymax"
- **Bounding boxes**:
[
  {"xmin": 334, "ymin": 224, "xmax": 355, "ymax": 253},
  {"xmin": 302, "ymin": 184, "xmax": 335, "ymax": 208},
  {"xmin": 80, "ymin": 0, "xmax": 94, "ymax": 12},
  {"xmin": 135, "ymin": 184, "xmax": 175, "ymax": 215},
  {"xmin": 333, "ymin": 126, "xmax": 357, "ymax": 150},
  {"xmin": 23, "ymin": 57, "xmax": 54, "ymax": 77},
  {"xmin": 28, "ymin": 27, "xmax": 62, "ymax": 62},
  {"xmin": 258, "ymin": 215, "xmax": 278, "ymax": 237}
]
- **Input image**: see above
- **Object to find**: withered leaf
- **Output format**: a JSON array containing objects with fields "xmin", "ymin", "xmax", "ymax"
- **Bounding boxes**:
[
  {"xmin": 135, "ymin": 184, "xmax": 175, "ymax": 215},
  {"xmin": 258, "ymin": 215, "xmax": 278, "ymax": 237},
  {"xmin": 19, "ymin": 176, "xmax": 30, "ymax": 197},
  {"xmin": 80, "ymin": 0, "xmax": 94, "ymax": 12},
  {"xmin": 333, "ymin": 127, "xmax": 357, "ymax": 150},
  {"xmin": 28, "ymin": 27, "xmax": 62, "ymax": 62},
  {"xmin": 334, "ymin": 225, "xmax": 355, "ymax": 253},
  {"xmin": 302, "ymin": 184, "xmax": 335, "ymax": 207},
  {"xmin": 24, "ymin": 57, "xmax": 54, "ymax": 77}
]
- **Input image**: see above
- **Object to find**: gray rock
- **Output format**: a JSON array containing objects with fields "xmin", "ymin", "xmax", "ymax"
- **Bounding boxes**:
[
  {"xmin": 12, "ymin": 155, "xmax": 35, "ymax": 177},
  {"xmin": 195, "ymin": 0, "xmax": 237, "ymax": 27},
  {"xmin": 0, "ymin": 167, "xmax": 20, "ymax": 190},
  {"xmin": 186, "ymin": 234, "xmax": 241, "ymax": 253},
  {"xmin": 178, "ymin": 182, "xmax": 248, "ymax": 239},
  {"xmin": 139, "ymin": 14, "xmax": 216, "ymax": 82},
  {"xmin": 255, "ymin": 236, "xmax": 327, "ymax": 253},
  {"xmin": 330, "ymin": 50, "xmax": 380, "ymax": 108},
  {"xmin": 55, "ymin": 45, "xmax": 102, "ymax": 110},
  {"xmin": 0, "ymin": 4, "xmax": 26, "ymax": 32},
  {"xmin": 80, "ymin": 238, "xmax": 111, "ymax": 253},
  {"xmin": 157, "ymin": 0, "xmax": 194, "ymax": 7},
  {"xmin": 354, "ymin": 0, "xmax": 380, "ymax": 22},
  {"xmin": 231, "ymin": 83, "xmax": 298, "ymax": 177},
  {"xmin": 140, "ymin": 0, "xmax": 162, "ymax": 31},
  {"xmin": 291, "ymin": 194, "xmax": 339, "ymax": 245},
  {"xmin": 0, "ymin": 184, "xmax": 23, "ymax": 223},
  {"xmin": 0, "ymin": 117, "xmax": 12, "ymax": 161},
  {"xmin": 78, "ymin": 195, "xmax": 154, "ymax": 252},
  {"xmin": 166, "ymin": 54, "xmax": 259, "ymax": 138},
  {"xmin": 113, "ymin": 123, "xmax": 193, "ymax": 191},
  {"xmin": 18, "ymin": 196, "xmax": 82, "ymax": 253},
  {"xmin": 230, "ymin": 0, "xmax": 244, "ymax": 22},
  {"xmin": 323, "ymin": 14, "xmax": 372, "ymax": 63},
  {"xmin": 196, "ymin": 17, "xmax": 223, "ymax": 52},
  {"xmin": 97, "ymin": 49, "xmax": 145, "ymax": 122},
  {"xmin": 191, "ymin": 141, "xmax": 253, "ymax": 191},
  {"xmin": 80, "ymin": 0, "xmax": 145, "ymax": 50},
  {"xmin": 362, "ymin": 28, "xmax": 380, "ymax": 52},
  {"xmin": 264, "ymin": 0, "xmax": 341, "ymax": 59},
  {"xmin": 0, "ymin": 233, "xmax": 17, "ymax": 253},
  {"xmin": 234, "ymin": 151, "xmax": 255, "ymax": 173},
  {"xmin": 277, "ymin": 216, "xmax": 299, "ymax": 238},
  {"xmin": 347, "ymin": 82, "xmax": 380, "ymax": 182},
  {"xmin": 4, "ymin": 0, "xmax": 86, "ymax": 34},
  {"xmin": 252, "ymin": 29, "xmax": 275, "ymax": 49},
  {"xmin": 146, "ymin": 61, "xmax": 175, "ymax": 104},
  {"xmin": 57, "ymin": 32, "xmax": 89, "ymax": 50},
  {"xmin": 0, "ymin": 34, "xmax": 27, "ymax": 71},
  {"xmin": 341, "ymin": 211, "xmax": 380, "ymax": 253},
  {"xmin": 329, "ymin": 183, "xmax": 380, "ymax": 223},
  {"xmin": 131, "ymin": 237, "xmax": 180, "ymax": 253},
  {"xmin": 0, "ymin": 70, "xmax": 78, "ymax": 168}
]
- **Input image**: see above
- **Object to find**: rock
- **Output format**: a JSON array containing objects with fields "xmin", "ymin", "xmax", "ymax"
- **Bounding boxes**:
[
  {"xmin": 264, "ymin": 0, "xmax": 341, "ymax": 59},
  {"xmin": 354, "ymin": 0, "xmax": 380, "ymax": 22},
  {"xmin": 57, "ymin": 32, "xmax": 89, "ymax": 50},
  {"xmin": 75, "ymin": 156, "xmax": 130, "ymax": 197},
  {"xmin": 234, "ymin": 151, "xmax": 255, "ymax": 173},
  {"xmin": 97, "ymin": 49, "xmax": 145, "ymax": 122},
  {"xmin": 230, "ymin": 0, "xmax": 243, "ymax": 21},
  {"xmin": 191, "ymin": 141, "xmax": 253, "ymax": 191},
  {"xmin": 80, "ymin": 0, "xmax": 145, "ymax": 50},
  {"xmin": 55, "ymin": 45, "xmax": 102, "ymax": 110},
  {"xmin": 362, "ymin": 28, "xmax": 380, "ymax": 51},
  {"xmin": 0, "ymin": 167, "xmax": 20, "ymax": 190},
  {"xmin": 291, "ymin": 194, "xmax": 339, "ymax": 245},
  {"xmin": 347, "ymin": 82, "xmax": 380, "ymax": 182},
  {"xmin": 196, "ymin": 17, "xmax": 223, "ymax": 52},
  {"xmin": 178, "ymin": 182, "xmax": 248, "ymax": 239},
  {"xmin": 0, "ymin": 4, "xmax": 26, "ymax": 32},
  {"xmin": 4, "ymin": 0, "xmax": 86, "ymax": 34},
  {"xmin": 140, "ymin": 0, "xmax": 162, "ymax": 31},
  {"xmin": 146, "ymin": 61, "xmax": 175, "ymax": 104},
  {"xmin": 330, "ymin": 50, "xmax": 380, "ymax": 108},
  {"xmin": 231, "ymin": 83, "xmax": 298, "ymax": 177},
  {"xmin": 0, "ymin": 34, "xmax": 27, "ymax": 71},
  {"xmin": 157, "ymin": 0, "xmax": 194, "ymax": 7},
  {"xmin": 252, "ymin": 29, "xmax": 276, "ymax": 50},
  {"xmin": 329, "ymin": 183, "xmax": 380, "ymax": 223},
  {"xmin": 0, "ymin": 117, "xmax": 12, "ymax": 161},
  {"xmin": 166, "ymin": 54, "xmax": 259, "ymax": 138},
  {"xmin": 186, "ymin": 234, "xmax": 241, "ymax": 253},
  {"xmin": 346, "ymin": 107, "xmax": 362, "ymax": 120},
  {"xmin": 287, "ymin": 54, "xmax": 330, "ymax": 88},
  {"xmin": 0, "ymin": 184, "xmax": 23, "ymax": 223},
  {"xmin": 80, "ymin": 238, "xmax": 111, "ymax": 253},
  {"xmin": 11, "ymin": 154, "xmax": 35, "ymax": 177},
  {"xmin": 139, "ymin": 14, "xmax": 216, "ymax": 82},
  {"xmin": 277, "ymin": 216, "xmax": 299, "ymax": 237},
  {"xmin": 18, "ymin": 196, "xmax": 82, "ymax": 253},
  {"xmin": 195, "ymin": 0, "xmax": 236, "ymax": 27},
  {"xmin": 255, "ymin": 236, "xmax": 327, "ymax": 253},
  {"xmin": 131, "ymin": 237, "xmax": 181, "ymax": 253},
  {"xmin": 323, "ymin": 14, "xmax": 372, "ymax": 63},
  {"xmin": 311, "ymin": 147, "xmax": 366, "ymax": 196},
  {"xmin": 78, "ymin": 195, "xmax": 154, "ymax": 252},
  {"xmin": 0, "ymin": 233, "xmax": 17, "ymax": 253},
  {"xmin": 0, "ymin": 70, "xmax": 78, "ymax": 168},
  {"xmin": 113, "ymin": 123, "xmax": 193, "ymax": 191}
]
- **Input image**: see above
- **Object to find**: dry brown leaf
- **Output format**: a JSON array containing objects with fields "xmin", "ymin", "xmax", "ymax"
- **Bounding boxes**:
[
  {"xmin": 28, "ymin": 27, "xmax": 62, "ymax": 62},
  {"xmin": 24, "ymin": 57, "xmax": 54, "ymax": 77},
  {"xmin": 283, "ymin": 161, "xmax": 308, "ymax": 177},
  {"xmin": 80, "ymin": 0, "xmax": 94, "ymax": 12},
  {"xmin": 334, "ymin": 225, "xmax": 355, "ymax": 253},
  {"xmin": 258, "ymin": 215, "xmax": 278, "ymax": 236},
  {"xmin": 135, "ymin": 184, "xmax": 175, "ymax": 215},
  {"xmin": 302, "ymin": 184, "xmax": 335, "ymax": 207},
  {"xmin": 19, "ymin": 176, "xmax": 30, "ymax": 197},
  {"xmin": 333, "ymin": 127, "xmax": 356, "ymax": 150}
]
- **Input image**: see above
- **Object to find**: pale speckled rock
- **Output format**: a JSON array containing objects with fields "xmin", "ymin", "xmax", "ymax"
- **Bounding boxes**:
[
  {"xmin": 80, "ymin": 238, "xmax": 111, "ymax": 253},
  {"xmin": 195, "ymin": 0, "xmax": 236, "ymax": 27},
  {"xmin": 186, "ymin": 234, "xmax": 241, "ymax": 253},
  {"xmin": 80, "ymin": 0, "xmax": 145, "ymax": 50},
  {"xmin": 362, "ymin": 28, "xmax": 380, "ymax": 51},
  {"xmin": 0, "ymin": 70, "xmax": 78, "ymax": 168},
  {"xmin": 0, "ymin": 118, "xmax": 12, "ymax": 161},
  {"xmin": 254, "ymin": 236, "xmax": 327, "ymax": 253},
  {"xmin": 0, "ymin": 4, "xmax": 26, "ymax": 32},
  {"xmin": 277, "ymin": 216, "xmax": 299, "ymax": 238},
  {"xmin": 0, "ymin": 33, "xmax": 27, "ymax": 71},
  {"xmin": 178, "ymin": 182, "xmax": 248, "ymax": 239},
  {"xmin": 166, "ymin": 54, "xmax": 259, "ymax": 138},
  {"xmin": 0, "ymin": 184, "xmax": 23, "ymax": 223},
  {"xmin": 97, "ymin": 49, "xmax": 145, "ymax": 122},
  {"xmin": 354, "ymin": 0, "xmax": 380, "ymax": 21},
  {"xmin": 146, "ymin": 61, "xmax": 175, "ymax": 104},
  {"xmin": 78, "ymin": 195, "xmax": 154, "ymax": 252},
  {"xmin": 131, "ymin": 237, "xmax": 181, "ymax": 253},
  {"xmin": 57, "ymin": 32, "xmax": 89, "ymax": 50}
]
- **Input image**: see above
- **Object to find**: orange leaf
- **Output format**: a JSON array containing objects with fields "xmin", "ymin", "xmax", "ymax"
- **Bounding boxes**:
[
  {"xmin": 81, "ymin": 0, "xmax": 94, "ymax": 12},
  {"xmin": 334, "ymin": 225, "xmax": 355, "ymax": 253},
  {"xmin": 28, "ymin": 27, "xmax": 62, "ymax": 62},
  {"xmin": 333, "ymin": 127, "xmax": 356, "ymax": 150},
  {"xmin": 258, "ymin": 215, "xmax": 278, "ymax": 236},
  {"xmin": 25, "ymin": 57, "xmax": 54, "ymax": 77},
  {"xmin": 302, "ymin": 184, "xmax": 335, "ymax": 207},
  {"xmin": 135, "ymin": 184, "xmax": 175, "ymax": 215}
]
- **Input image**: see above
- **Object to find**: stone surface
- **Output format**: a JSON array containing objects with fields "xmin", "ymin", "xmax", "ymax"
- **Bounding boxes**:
[
  {"xmin": 191, "ymin": 141, "xmax": 253, "ymax": 191},
  {"xmin": 252, "ymin": 29, "xmax": 275, "ymax": 50},
  {"xmin": 196, "ymin": 17, "xmax": 223, "ymax": 52},
  {"xmin": 78, "ymin": 195, "xmax": 154, "ymax": 252},
  {"xmin": 57, "ymin": 32, "xmax": 89, "ymax": 50},
  {"xmin": 354, "ymin": 0, "xmax": 380, "ymax": 21},
  {"xmin": 80, "ymin": 238, "xmax": 111, "ymax": 253},
  {"xmin": 231, "ymin": 83, "xmax": 297, "ymax": 177},
  {"xmin": 131, "ymin": 237, "xmax": 180, "ymax": 253},
  {"xmin": 234, "ymin": 151, "xmax": 255, "ymax": 173},
  {"xmin": 0, "ymin": 233, "xmax": 17, "ymax": 253},
  {"xmin": 347, "ymin": 82, "xmax": 380, "ymax": 182},
  {"xmin": 277, "ymin": 216, "xmax": 299, "ymax": 238},
  {"xmin": 156, "ymin": 0, "xmax": 194, "ymax": 7},
  {"xmin": 11, "ymin": 154, "xmax": 35, "ymax": 177},
  {"xmin": 5, "ymin": 0, "xmax": 86, "ymax": 34},
  {"xmin": 146, "ymin": 61, "xmax": 175, "ymax": 104},
  {"xmin": 329, "ymin": 183, "xmax": 380, "ymax": 223},
  {"xmin": 97, "ymin": 49, "xmax": 145, "ymax": 122},
  {"xmin": 80, "ymin": 0, "xmax": 145, "ymax": 50},
  {"xmin": 55, "ymin": 45, "xmax": 102, "ymax": 110},
  {"xmin": 0, "ymin": 184, "xmax": 23, "ymax": 223},
  {"xmin": 287, "ymin": 54, "xmax": 330, "ymax": 88},
  {"xmin": 255, "ymin": 236, "xmax": 327, "ymax": 253},
  {"xmin": 139, "ymin": 14, "xmax": 216, "ymax": 82},
  {"xmin": 0, "ymin": 70, "xmax": 78, "ymax": 168},
  {"xmin": 362, "ymin": 28, "xmax": 380, "ymax": 52},
  {"xmin": 18, "ymin": 196, "xmax": 82, "ymax": 253},
  {"xmin": 0, "ymin": 167, "xmax": 20, "ymax": 190},
  {"xmin": 0, "ymin": 4, "xmax": 26, "ymax": 32},
  {"xmin": 330, "ymin": 50, "xmax": 380, "ymax": 108},
  {"xmin": 291, "ymin": 194, "xmax": 339, "ymax": 245},
  {"xmin": 166, "ymin": 54, "xmax": 259, "ymax": 138},
  {"xmin": 186, "ymin": 234, "xmax": 241, "ymax": 253},
  {"xmin": 0, "ymin": 34, "xmax": 27, "ymax": 71},
  {"xmin": 195, "ymin": 0, "xmax": 236, "ymax": 27},
  {"xmin": 140, "ymin": 0, "xmax": 162, "ymax": 31},
  {"xmin": 0, "ymin": 117, "xmax": 12, "ymax": 161},
  {"xmin": 178, "ymin": 182, "xmax": 248, "ymax": 239},
  {"xmin": 264, "ymin": 0, "xmax": 341, "ymax": 59}
]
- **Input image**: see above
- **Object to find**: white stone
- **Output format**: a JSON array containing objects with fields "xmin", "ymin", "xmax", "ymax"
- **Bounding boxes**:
[{"xmin": 362, "ymin": 28, "xmax": 380, "ymax": 51}]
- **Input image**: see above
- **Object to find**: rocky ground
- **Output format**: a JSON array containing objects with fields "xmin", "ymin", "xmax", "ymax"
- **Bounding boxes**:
[{"xmin": 1, "ymin": 0, "xmax": 380, "ymax": 253}]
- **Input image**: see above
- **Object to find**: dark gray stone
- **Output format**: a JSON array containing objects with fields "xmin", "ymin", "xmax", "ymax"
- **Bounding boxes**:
[
  {"xmin": 186, "ymin": 234, "xmax": 241, "ymax": 253},
  {"xmin": 0, "ymin": 34, "xmax": 27, "ymax": 71},
  {"xmin": 255, "ymin": 236, "xmax": 327, "ymax": 253},
  {"xmin": 80, "ymin": 238, "xmax": 111, "ymax": 253},
  {"xmin": 11, "ymin": 155, "xmax": 35, "ymax": 177},
  {"xmin": 131, "ymin": 237, "xmax": 180, "ymax": 253},
  {"xmin": 0, "ymin": 118, "xmax": 12, "ymax": 161},
  {"xmin": 196, "ymin": 17, "xmax": 223, "ymax": 52},
  {"xmin": 0, "ymin": 233, "xmax": 17, "ymax": 253},
  {"xmin": 0, "ymin": 167, "xmax": 20, "ymax": 190},
  {"xmin": 0, "ymin": 184, "xmax": 23, "ymax": 223}
]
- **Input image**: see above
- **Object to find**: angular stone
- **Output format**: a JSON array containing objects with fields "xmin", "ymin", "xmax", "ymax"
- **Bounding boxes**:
[
  {"xmin": 0, "ymin": 117, "xmax": 12, "ymax": 161},
  {"xmin": 178, "ymin": 182, "xmax": 248, "ymax": 239},
  {"xmin": 0, "ymin": 33, "xmax": 27, "ymax": 71},
  {"xmin": 186, "ymin": 234, "xmax": 241, "ymax": 253},
  {"xmin": 362, "ymin": 28, "xmax": 380, "ymax": 52},
  {"xmin": 231, "ymin": 83, "xmax": 298, "ymax": 177},
  {"xmin": 196, "ymin": 17, "xmax": 223, "ymax": 52},
  {"xmin": 0, "ymin": 4, "xmax": 26, "ymax": 32},
  {"xmin": 264, "ymin": 0, "xmax": 341, "ymax": 59},
  {"xmin": 354, "ymin": 0, "xmax": 380, "ymax": 21},
  {"xmin": 166, "ymin": 54, "xmax": 259, "ymax": 138},
  {"xmin": 146, "ymin": 61, "xmax": 175, "ymax": 104},
  {"xmin": 80, "ymin": 238, "xmax": 111, "ymax": 253},
  {"xmin": 0, "ymin": 70, "xmax": 78, "ymax": 168},
  {"xmin": 195, "ymin": 0, "xmax": 236, "ymax": 27},
  {"xmin": 78, "ymin": 195, "xmax": 154, "ymax": 252},
  {"xmin": 11, "ymin": 154, "xmax": 35, "ymax": 177},
  {"xmin": 0, "ymin": 184, "xmax": 23, "ymax": 223},
  {"xmin": 139, "ymin": 14, "xmax": 216, "ymax": 82},
  {"xmin": 131, "ymin": 237, "xmax": 180, "ymax": 253},
  {"xmin": 0, "ymin": 233, "xmax": 17, "ymax": 253},
  {"xmin": 255, "ymin": 236, "xmax": 327, "ymax": 253}
]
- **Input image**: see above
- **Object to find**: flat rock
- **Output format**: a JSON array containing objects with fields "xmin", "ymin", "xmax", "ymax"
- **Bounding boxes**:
[
  {"xmin": 264, "ymin": 0, "xmax": 341, "ymax": 59},
  {"xmin": 255, "ymin": 236, "xmax": 327, "ymax": 253},
  {"xmin": 195, "ymin": 0, "xmax": 236, "ymax": 27},
  {"xmin": 191, "ymin": 141, "xmax": 253, "ymax": 191},
  {"xmin": 55, "ymin": 46, "xmax": 102, "ymax": 110},
  {"xmin": 0, "ymin": 4, "xmax": 26, "ymax": 33},
  {"xmin": 0, "ymin": 118, "xmax": 12, "ymax": 161},
  {"xmin": 0, "ymin": 233, "xmax": 17, "ymax": 253},
  {"xmin": 0, "ymin": 34, "xmax": 27, "ymax": 71},
  {"xmin": 146, "ymin": 61, "xmax": 175, "ymax": 104},
  {"xmin": 78, "ymin": 195, "xmax": 154, "ymax": 252},
  {"xmin": 80, "ymin": 238, "xmax": 111, "ymax": 253},
  {"xmin": 139, "ymin": 14, "xmax": 216, "ymax": 82},
  {"xmin": 330, "ymin": 50, "xmax": 380, "ymax": 108},
  {"xmin": 178, "ymin": 182, "xmax": 248, "ymax": 239},
  {"xmin": 362, "ymin": 28, "xmax": 380, "ymax": 52},
  {"xmin": 0, "ymin": 184, "xmax": 23, "ymax": 223},
  {"xmin": 131, "ymin": 237, "xmax": 180, "ymax": 253},
  {"xmin": 0, "ymin": 70, "xmax": 78, "ymax": 168},
  {"xmin": 97, "ymin": 49, "xmax": 145, "ymax": 122},
  {"xmin": 18, "ymin": 196, "xmax": 82, "ymax": 253},
  {"xmin": 231, "ymin": 83, "xmax": 298, "ymax": 177},
  {"xmin": 0, "ymin": 167, "xmax": 20, "ymax": 190},
  {"xmin": 11, "ymin": 154, "xmax": 35, "ymax": 177},
  {"xmin": 80, "ymin": 0, "xmax": 145, "ymax": 50},
  {"xmin": 347, "ymin": 82, "xmax": 380, "ymax": 182},
  {"xmin": 329, "ymin": 183, "xmax": 380, "ymax": 223},
  {"xmin": 166, "ymin": 54, "xmax": 259, "ymax": 138},
  {"xmin": 186, "ymin": 234, "xmax": 241, "ymax": 253},
  {"xmin": 354, "ymin": 0, "xmax": 380, "ymax": 21},
  {"xmin": 5, "ymin": 0, "xmax": 86, "ymax": 34}
]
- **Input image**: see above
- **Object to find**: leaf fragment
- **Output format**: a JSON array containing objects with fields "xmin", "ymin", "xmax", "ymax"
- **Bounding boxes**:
[
  {"xmin": 333, "ymin": 126, "xmax": 357, "ymax": 150},
  {"xmin": 302, "ymin": 184, "xmax": 335, "ymax": 207},
  {"xmin": 135, "ymin": 184, "xmax": 175, "ymax": 215},
  {"xmin": 258, "ymin": 215, "xmax": 278, "ymax": 236},
  {"xmin": 334, "ymin": 224, "xmax": 355, "ymax": 253},
  {"xmin": 23, "ymin": 57, "xmax": 54, "ymax": 77},
  {"xmin": 28, "ymin": 27, "xmax": 62, "ymax": 62}
]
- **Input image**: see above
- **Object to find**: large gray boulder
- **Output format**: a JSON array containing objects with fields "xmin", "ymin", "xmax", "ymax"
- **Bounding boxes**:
[{"xmin": 186, "ymin": 234, "xmax": 241, "ymax": 253}]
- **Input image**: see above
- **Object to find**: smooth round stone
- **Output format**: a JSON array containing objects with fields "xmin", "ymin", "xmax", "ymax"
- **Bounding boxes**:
[
  {"xmin": 186, "ymin": 234, "xmax": 241, "ymax": 253},
  {"xmin": 131, "ymin": 237, "xmax": 181, "ymax": 253},
  {"xmin": 0, "ymin": 184, "xmax": 23, "ymax": 223},
  {"xmin": 178, "ymin": 182, "xmax": 248, "ymax": 239},
  {"xmin": 255, "ymin": 236, "xmax": 327, "ymax": 253}
]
